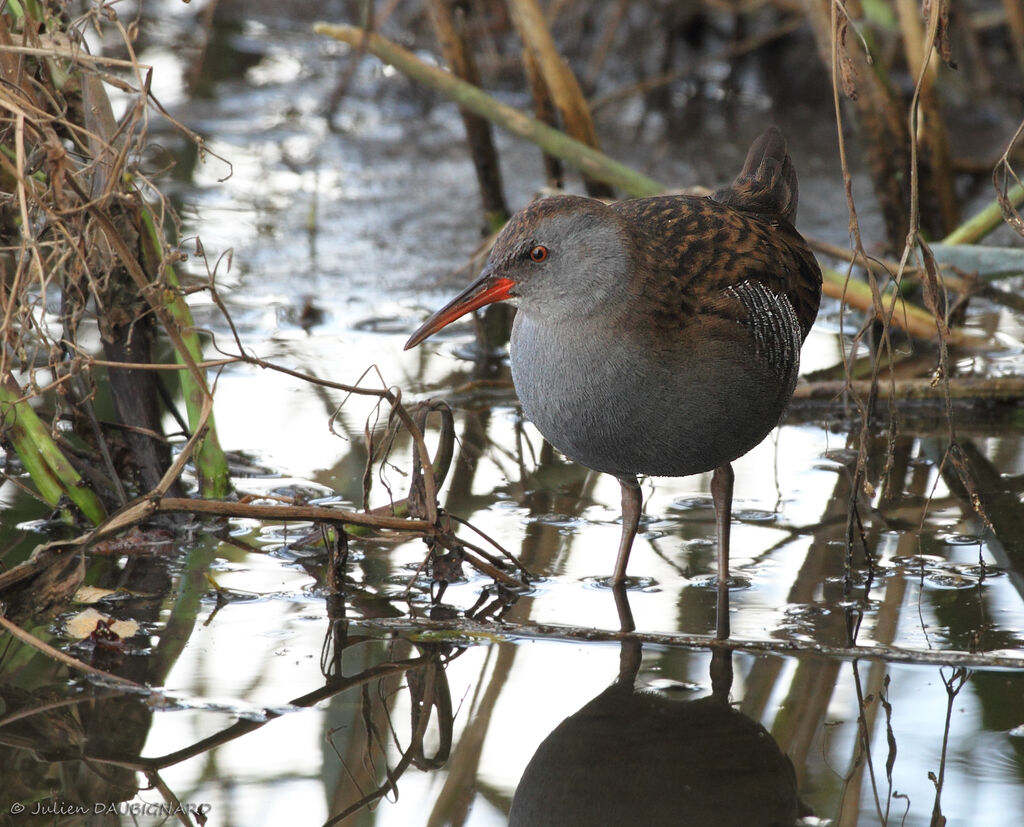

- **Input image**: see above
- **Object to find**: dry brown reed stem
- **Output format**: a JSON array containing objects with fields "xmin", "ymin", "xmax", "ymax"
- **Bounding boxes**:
[
  {"xmin": 507, "ymin": 0, "xmax": 596, "ymax": 146},
  {"xmin": 507, "ymin": 0, "xmax": 614, "ymax": 198},
  {"xmin": 804, "ymin": 0, "xmax": 914, "ymax": 250},
  {"xmin": 427, "ymin": 0, "xmax": 509, "ymax": 230},
  {"xmin": 895, "ymin": 0, "xmax": 958, "ymax": 232},
  {"xmin": 142, "ymin": 498, "xmax": 434, "ymax": 532},
  {"xmin": 313, "ymin": 23, "xmax": 663, "ymax": 195},
  {"xmin": 992, "ymin": 117, "xmax": 1024, "ymax": 239},
  {"xmin": 522, "ymin": 42, "xmax": 565, "ymax": 189},
  {"xmin": 793, "ymin": 375, "xmax": 1024, "ymax": 403},
  {"xmin": 1003, "ymin": 0, "xmax": 1024, "ymax": 71}
]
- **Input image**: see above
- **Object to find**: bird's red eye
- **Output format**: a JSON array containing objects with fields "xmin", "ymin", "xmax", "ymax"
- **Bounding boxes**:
[{"xmin": 529, "ymin": 245, "xmax": 548, "ymax": 262}]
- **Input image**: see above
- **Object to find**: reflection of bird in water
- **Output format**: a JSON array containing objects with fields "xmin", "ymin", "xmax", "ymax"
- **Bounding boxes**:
[
  {"xmin": 508, "ymin": 643, "xmax": 806, "ymax": 826},
  {"xmin": 406, "ymin": 127, "xmax": 821, "ymax": 594}
]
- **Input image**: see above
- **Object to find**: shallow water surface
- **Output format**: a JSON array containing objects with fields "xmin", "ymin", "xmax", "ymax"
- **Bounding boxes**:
[{"xmin": 3, "ymin": 5, "xmax": 1024, "ymax": 826}]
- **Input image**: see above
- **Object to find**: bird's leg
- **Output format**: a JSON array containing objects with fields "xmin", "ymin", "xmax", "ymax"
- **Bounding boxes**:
[
  {"xmin": 617, "ymin": 639, "xmax": 643, "ymax": 685},
  {"xmin": 612, "ymin": 583, "xmax": 636, "ymax": 633},
  {"xmin": 709, "ymin": 647, "xmax": 734, "ymax": 700},
  {"xmin": 612, "ymin": 475, "xmax": 642, "ymax": 586},
  {"xmin": 710, "ymin": 462, "xmax": 734, "ymax": 640}
]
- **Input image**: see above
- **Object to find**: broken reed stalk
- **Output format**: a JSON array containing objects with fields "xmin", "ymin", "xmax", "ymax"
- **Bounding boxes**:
[
  {"xmin": 894, "ymin": 0, "xmax": 959, "ymax": 233},
  {"xmin": 793, "ymin": 375, "xmax": 1024, "ymax": 403},
  {"xmin": 312, "ymin": 23, "xmax": 664, "ymax": 197},
  {"xmin": 803, "ymin": 0, "xmax": 916, "ymax": 250},
  {"xmin": 0, "ymin": 375, "xmax": 107, "ymax": 524},
  {"xmin": 426, "ymin": 0, "xmax": 510, "ymax": 232},
  {"xmin": 943, "ymin": 182, "xmax": 1024, "ymax": 246},
  {"xmin": 138, "ymin": 204, "xmax": 231, "ymax": 498},
  {"xmin": 507, "ymin": 0, "xmax": 614, "ymax": 199},
  {"xmin": 820, "ymin": 264, "xmax": 971, "ymax": 345}
]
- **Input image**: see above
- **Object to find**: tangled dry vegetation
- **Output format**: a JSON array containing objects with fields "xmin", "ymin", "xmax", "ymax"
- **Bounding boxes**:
[{"xmin": 0, "ymin": 3, "xmax": 525, "ymax": 643}]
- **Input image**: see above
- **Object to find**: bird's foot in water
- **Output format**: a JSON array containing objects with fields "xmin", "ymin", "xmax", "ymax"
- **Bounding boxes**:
[
  {"xmin": 689, "ymin": 573, "xmax": 752, "ymax": 590},
  {"xmin": 584, "ymin": 574, "xmax": 658, "ymax": 591}
]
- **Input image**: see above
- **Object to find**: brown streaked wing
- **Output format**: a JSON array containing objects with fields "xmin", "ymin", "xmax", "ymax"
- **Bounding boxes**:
[{"xmin": 612, "ymin": 196, "xmax": 821, "ymax": 341}]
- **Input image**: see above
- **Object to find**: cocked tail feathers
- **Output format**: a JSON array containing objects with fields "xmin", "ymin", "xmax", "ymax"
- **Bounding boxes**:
[{"xmin": 712, "ymin": 126, "xmax": 798, "ymax": 225}]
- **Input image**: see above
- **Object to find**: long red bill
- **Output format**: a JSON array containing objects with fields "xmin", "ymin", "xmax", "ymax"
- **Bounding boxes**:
[{"xmin": 404, "ymin": 274, "xmax": 514, "ymax": 350}]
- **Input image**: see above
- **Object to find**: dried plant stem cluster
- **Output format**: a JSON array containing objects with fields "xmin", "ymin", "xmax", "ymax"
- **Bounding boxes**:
[
  {"xmin": 0, "ymin": 5, "xmax": 522, "ymax": 636},
  {"xmin": 1, "ymin": 4, "xmax": 227, "ymax": 518}
]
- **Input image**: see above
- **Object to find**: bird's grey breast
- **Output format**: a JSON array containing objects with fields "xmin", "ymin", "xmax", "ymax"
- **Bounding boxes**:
[
  {"xmin": 508, "ymin": 310, "xmax": 750, "ymax": 477},
  {"xmin": 508, "ymin": 279, "xmax": 804, "ymax": 479},
  {"xmin": 510, "ymin": 311, "xmax": 651, "ymax": 475}
]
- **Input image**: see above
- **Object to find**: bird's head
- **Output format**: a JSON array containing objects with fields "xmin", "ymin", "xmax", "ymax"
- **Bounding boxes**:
[{"xmin": 404, "ymin": 195, "xmax": 629, "ymax": 350}]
